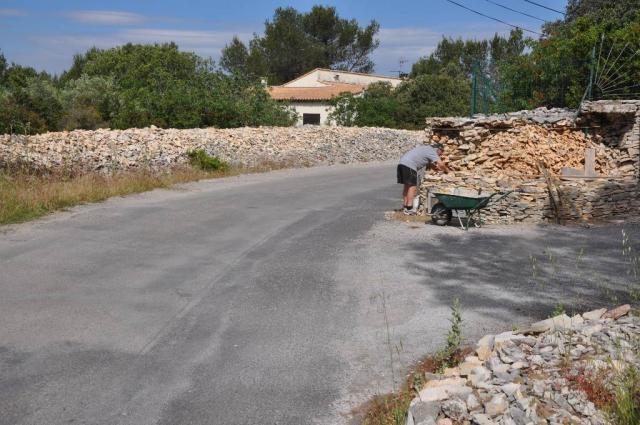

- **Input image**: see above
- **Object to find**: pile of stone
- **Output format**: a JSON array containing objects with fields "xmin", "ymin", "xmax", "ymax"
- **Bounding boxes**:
[
  {"xmin": 0, "ymin": 126, "xmax": 424, "ymax": 172},
  {"xmin": 421, "ymin": 101, "xmax": 640, "ymax": 224},
  {"xmin": 427, "ymin": 107, "xmax": 577, "ymax": 130},
  {"xmin": 421, "ymin": 174, "xmax": 640, "ymax": 224},
  {"xmin": 431, "ymin": 125, "xmax": 622, "ymax": 179},
  {"xmin": 406, "ymin": 305, "xmax": 638, "ymax": 425}
]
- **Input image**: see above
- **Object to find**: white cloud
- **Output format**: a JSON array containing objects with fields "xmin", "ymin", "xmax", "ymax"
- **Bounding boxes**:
[
  {"xmin": 122, "ymin": 28, "xmax": 254, "ymax": 56},
  {"xmin": 373, "ymin": 24, "xmax": 514, "ymax": 75},
  {"xmin": 67, "ymin": 10, "xmax": 146, "ymax": 25},
  {"xmin": 13, "ymin": 20, "xmax": 520, "ymax": 76},
  {"xmin": 23, "ymin": 27, "xmax": 257, "ymax": 73},
  {"xmin": 0, "ymin": 8, "xmax": 26, "ymax": 17}
]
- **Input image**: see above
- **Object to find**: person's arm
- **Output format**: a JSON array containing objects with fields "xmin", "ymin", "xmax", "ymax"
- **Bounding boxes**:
[{"xmin": 435, "ymin": 160, "xmax": 451, "ymax": 173}]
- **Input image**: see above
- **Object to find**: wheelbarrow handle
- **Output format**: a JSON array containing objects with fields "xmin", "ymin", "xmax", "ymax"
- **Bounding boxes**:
[{"xmin": 488, "ymin": 190, "xmax": 515, "ymax": 205}]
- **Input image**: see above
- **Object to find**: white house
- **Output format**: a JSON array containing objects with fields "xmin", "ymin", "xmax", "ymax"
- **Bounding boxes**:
[{"xmin": 268, "ymin": 68, "xmax": 403, "ymax": 126}]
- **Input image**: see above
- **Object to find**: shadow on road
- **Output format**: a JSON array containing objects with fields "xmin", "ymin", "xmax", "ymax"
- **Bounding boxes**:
[{"xmin": 402, "ymin": 223, "xmax": 639, "ymax": 323}]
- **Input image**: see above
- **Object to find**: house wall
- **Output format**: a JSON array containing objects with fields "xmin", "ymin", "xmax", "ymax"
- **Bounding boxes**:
[
  {"xmin": 288, "ymin": 102, "xmax": 335, "ymax": 126},
  {"xmin": 284, "ymin": 69, "xmax": 402, "ymax": 88},
  {"xmin": 316, "ymin": 69, "xmax": 402, "ymax": 87}
]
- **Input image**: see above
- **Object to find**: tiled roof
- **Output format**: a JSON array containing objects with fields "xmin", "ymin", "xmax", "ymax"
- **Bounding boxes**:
[{"xmin": 268, "ymin": 83, "xmax": 366, "ymax": 101}]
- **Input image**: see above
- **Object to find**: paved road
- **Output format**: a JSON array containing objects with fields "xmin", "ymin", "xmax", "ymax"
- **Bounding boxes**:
[{"xmin": 0, "ymin": 163, "xmax": 637, "ymax": 425}]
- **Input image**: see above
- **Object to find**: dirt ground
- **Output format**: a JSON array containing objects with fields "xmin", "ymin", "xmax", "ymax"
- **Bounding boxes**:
[{"xmin": 334, "ymin": 216, "xmax": 640, "ymax": 415}]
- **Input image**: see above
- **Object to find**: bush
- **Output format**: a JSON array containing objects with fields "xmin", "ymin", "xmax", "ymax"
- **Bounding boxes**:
[
  {"xmin": 187, "ymin": 149, "xmax": 229, "ymax": 171},
  {"xmin": 610, "ymin": 366, "xmax": 640, "ymax": 425},
  {"xmin": 441, "ymin": 297, "xmax": 463, "ymax": 367}
]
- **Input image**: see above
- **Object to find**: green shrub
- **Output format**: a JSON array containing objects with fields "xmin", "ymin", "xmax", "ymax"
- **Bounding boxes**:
[
  {"xmin": 187, "ymin": 149, "xmax": 229, "ymax": 171},
  {"xmin": 440, "ymin": 298, "xmax": 463, "ymax": 368},
  {"xmin": 610, "ymin": 366, "xmax": 640, "ymax": 425}
]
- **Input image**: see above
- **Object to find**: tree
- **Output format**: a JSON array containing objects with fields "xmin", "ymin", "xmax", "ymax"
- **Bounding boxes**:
[
  {"xmin": 0, "ymin": 51, "xmax": 7, "ymax": 84},
  {"xmin": 0, "ymin": 43, "xmax": 298, "ymax": 134},
  {"xmin": 329, "ymin": 83, "xmax": 399, "ymax": 128},
  {"xmin": 410, "ymin": 36, "xmax": 489, "ymax": 79},
  {"xmin": 60, "ymin": 75, "xmax": 120, "ymax": 129},
  {"xmin": 220, "ymin": 36, "xmax": 249, "ymax": 75},
  {"xmin": 396, "ymin": 74, "xmax": 470, "ymax": 125},
  {"xmin": 0, "ymin": 61, "xmax": 62, "ymax": 134},
  {"xmin": 565, "ymin": 0, "xmax": 640, "ymax": 25},
  {"xmin": 219, "ymin": 6, "xmax": 380, "ymax": 84}
]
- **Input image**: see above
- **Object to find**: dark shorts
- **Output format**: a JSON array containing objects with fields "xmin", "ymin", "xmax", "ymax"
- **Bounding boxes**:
[{"xmin": 397, "ymin": 164, "xmax": 417, "ymax": 185}]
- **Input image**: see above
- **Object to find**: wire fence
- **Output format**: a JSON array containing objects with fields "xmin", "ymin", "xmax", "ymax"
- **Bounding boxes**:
[{"xmin": 469, "ymin": 35, "xmax": 640, "ymax": 116}]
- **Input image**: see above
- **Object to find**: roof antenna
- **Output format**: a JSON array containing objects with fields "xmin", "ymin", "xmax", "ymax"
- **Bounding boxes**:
[{"xmin": 391, "ymin": 57, "xmax": 408, "ymax": 78}]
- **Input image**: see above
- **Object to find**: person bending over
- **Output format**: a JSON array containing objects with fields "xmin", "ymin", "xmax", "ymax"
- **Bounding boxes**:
[{"xmin": 397, "ymin": 143, "xmax": 450, "ymax": 215}]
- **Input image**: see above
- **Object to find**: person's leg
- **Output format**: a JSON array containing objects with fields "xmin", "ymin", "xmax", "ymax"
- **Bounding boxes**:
[
  {"xmin": 402, "ymin": 184, "xmax": 410, "ymax": 207},
  {"xmin": 406, "ymin": 185, "xmax": 417, "ymax": 208}
]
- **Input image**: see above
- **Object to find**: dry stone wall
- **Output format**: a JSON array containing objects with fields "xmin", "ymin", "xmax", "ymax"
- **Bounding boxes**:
[
  {"xmin": 422, "ymin": 101, "xmax": 640, "ymax": 224},
  {"xmin": 406, "ymin": 305, "xmax": 638, "ymax": 425},
  {"xmin": 0, "ymin": 126, "xmax": 425, "ymax": 172}
]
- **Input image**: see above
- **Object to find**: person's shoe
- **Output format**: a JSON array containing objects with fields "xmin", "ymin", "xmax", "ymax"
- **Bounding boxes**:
[{"xmin": 403, "ymin": 208, "xmax": 416, "ymax": 216}]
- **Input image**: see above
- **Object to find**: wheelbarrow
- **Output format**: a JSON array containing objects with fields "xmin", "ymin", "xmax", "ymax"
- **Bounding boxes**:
[{"xmin": 430, "ymin": 190, "xmax": 514, "ymax": 230}]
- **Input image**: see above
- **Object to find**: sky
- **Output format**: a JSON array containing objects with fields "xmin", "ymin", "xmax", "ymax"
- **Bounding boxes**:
[{"xmin": 0, "ymin": 0, "xmax": 568, "ymax": 77}]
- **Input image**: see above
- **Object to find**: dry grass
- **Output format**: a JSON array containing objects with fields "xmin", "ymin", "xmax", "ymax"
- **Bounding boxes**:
[
  {"xmin": 353, "ymin": 347, "xmax": 472, "ymax": 425},
  {"xmin": 0, "ymin": 161, "xmax": 299, "ymax": 226},
  {"xmin": 564, "ymin": 364, "xmax": 640, "ymax": 425},
  {"xmin": 563, "ymin": 365, "xmax": 616, "ymax": 409},
  {"xmin": 386, "ymin": 211, "xmax": 428, "ymax": 224}
]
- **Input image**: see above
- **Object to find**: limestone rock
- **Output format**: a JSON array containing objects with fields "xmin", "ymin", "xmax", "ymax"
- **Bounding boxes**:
[
  {"xmin": 409, "ymin": 400, "xmax": 440, "ymax": 425},
  {"xmin": 469, "ymin": 366, "xmax": 491, "ymax": 387},
  {"xmin": 476, "ymin": 335, "xmax": 495, "ymax": 361},
  {"xmin": 405, "ymin": 308, "xmax": 638, "ymax": 425},
  {"xmin": 484, "ymin": 394, "xmax": 509, "ymax": 416},
  {"xmin": 582, "ymin": 308, "xmax": 607, "ymax": 321},
  {"xmin": 441, "ymin": 399, "xmax": 467, "ymax": 421},
  {"xmin": 471, "ymin": 413, "xmax": 496, "ymax": 425},
  {"xmin": 603, "ymin": 304, "xmax": 631, "ymax": 320}
]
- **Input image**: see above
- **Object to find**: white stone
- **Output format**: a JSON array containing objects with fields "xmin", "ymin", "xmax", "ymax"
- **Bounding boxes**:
[
  {"xmin": 469, "ymin": 366, "xmax": 492, "ymax": 387},
  {"xmin": 500, "ymin": 383, "xmax": 521, "ymax": 397},
  {"xmin": 471, "ymin": 413, "xmax": 495, "ymax": 425},
  {"xmin": 484, "ymin": 394, "xmax": 509, "ymax": 416},
  {"xmin": 494, "ymin": 332, "xmax": 526, "ymax": 349},
  {"xmin": 409, "ymin": 400, "xmax": 440, "ymax": 425},
  {"xmin": 443, "ymin": 367, "xmax": 459, "ymax": 377},
  {"xmin": 476, "ymin": 334, "xmax": 495, "ymax": 361},
  {"xmin": 418, "ymin": 384, "xmax": 472, "ymax": 402},
  {"xmin": 582, "ymin": 308, "xmax": 607, "ymax": 321},
  {"xmin": 459, "ymin": 358, "xmax": 483, "ymax": 376},
  {"xmin": 424, "ymin": 377, "xmax": 467, "ymax": 389},
  {"xmin": 510, "ymin": 361, "xmax": 528, "ymax": 370},
  {"xmin": 467, "ymin": 393, "xmax": 482, "ymax": 411}
]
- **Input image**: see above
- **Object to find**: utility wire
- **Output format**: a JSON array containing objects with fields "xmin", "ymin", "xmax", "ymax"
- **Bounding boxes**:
[
  {"xmin": 483, "ymin": 0, "xmax": 546, "ymax": 22},
  {"xmin": 444, "ymin": 0, "xmax": 542, "ymax": 35},
  {"xmin": 522, "ymin": 0, "xmax": 565, "ymax": 15}
]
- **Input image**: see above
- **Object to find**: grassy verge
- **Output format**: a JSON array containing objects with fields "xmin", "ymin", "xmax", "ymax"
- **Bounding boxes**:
[
  {"xmin": 0, "ymin": 157, "xmax": 298, "ymax": 226},
  {"xmin": 354, "ymin": 347, "xmax": 471, "ymax": 425},
  {"xmin": 355, "ymin": 299, "xmax": 467, "ymax": 425}
]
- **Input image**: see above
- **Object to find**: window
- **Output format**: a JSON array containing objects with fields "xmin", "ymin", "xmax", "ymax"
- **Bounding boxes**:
[{"xmin": 303, "ymin": 113, "xmax": 321, "ymax": 125}]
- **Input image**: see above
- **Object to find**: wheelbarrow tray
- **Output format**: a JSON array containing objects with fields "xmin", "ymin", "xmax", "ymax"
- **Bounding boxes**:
[
  {"xmin": 430, "ymin": 191, "xmax": 513, "ymax": 230},
  {"xmin": 433, "ymin": 193, "xmax": 490, "ymax": 210}
]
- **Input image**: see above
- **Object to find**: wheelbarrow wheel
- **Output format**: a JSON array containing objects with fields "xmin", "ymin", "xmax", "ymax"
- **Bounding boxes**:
[{"xmin": 430, "ymin": 203, "xmax": 452, "ymax": 226}]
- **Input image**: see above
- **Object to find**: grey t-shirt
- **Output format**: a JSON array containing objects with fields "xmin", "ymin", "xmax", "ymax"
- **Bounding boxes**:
[{"xmin": 399, "ymin": 145, "xmax": 440, "ymax": 171}]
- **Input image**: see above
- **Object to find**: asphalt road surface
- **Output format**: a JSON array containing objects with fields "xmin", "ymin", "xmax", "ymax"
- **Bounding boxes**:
[{"xmin": 1, "ymin": 162, "xmax": 637, "ymax": 425}]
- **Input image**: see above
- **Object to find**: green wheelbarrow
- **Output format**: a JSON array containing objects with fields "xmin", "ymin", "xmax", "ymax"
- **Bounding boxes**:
[{"xmin": 430, "ymin": 191, "xmax": 514, "ymax": 230}]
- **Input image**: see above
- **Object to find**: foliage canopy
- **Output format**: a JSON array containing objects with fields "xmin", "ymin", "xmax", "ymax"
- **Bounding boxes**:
[
  {"xmin": 0, "ymin": 43, "xmax": 297, "ymax": 134},
  {"xmin": 220, "ymin": 5, "xmax": 380, "ymax": 84}
]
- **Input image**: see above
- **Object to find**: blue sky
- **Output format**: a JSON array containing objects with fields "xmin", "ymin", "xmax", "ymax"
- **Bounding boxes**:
[{"xmin": 1, "ymin": 0, "xmax": 567, "ymax": 76}]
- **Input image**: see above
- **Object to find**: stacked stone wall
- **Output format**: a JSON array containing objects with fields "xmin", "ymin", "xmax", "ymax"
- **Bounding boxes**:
[
  {"xmin": 0, "ymin": 126, "xmax": 425, "ymax": 172},
  {"xmin": 422, "ymin": 101, "xmax": 640, "ymax": 224}
]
